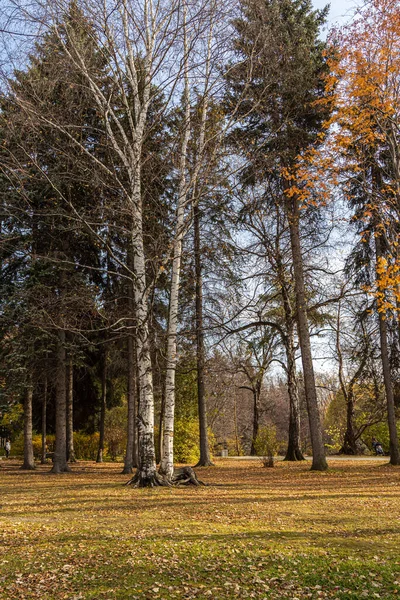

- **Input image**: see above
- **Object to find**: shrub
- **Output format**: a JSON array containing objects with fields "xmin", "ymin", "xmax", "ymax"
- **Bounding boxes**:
[
  {"xmin": 174, "ymin": 418, "xmax": 201, "ymax": 464},
  {"xmin": 224, "ymin": 437, "xmax": 244, "ymax": 457},
  {"xmin": 104, "ymin": 405, "xmax": 127, "ymax": 461},
  {"xmin": 74, "ymin": 431, "xmax": 99, "ymax": 460},
  {"xmin": 254, "ymin": 425, "xmax": 278, "ymax": 467}
]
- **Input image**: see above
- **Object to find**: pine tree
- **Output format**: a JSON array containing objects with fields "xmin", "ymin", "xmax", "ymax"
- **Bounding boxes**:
[{"xmin": 225, "ymin": 0, "xmax": 334, "ymax": 470}]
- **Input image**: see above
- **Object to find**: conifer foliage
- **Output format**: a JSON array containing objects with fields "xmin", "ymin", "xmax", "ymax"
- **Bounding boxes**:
[{"xmin": 0, "ymin": 0, "xmax": 399, "ymax": 479}]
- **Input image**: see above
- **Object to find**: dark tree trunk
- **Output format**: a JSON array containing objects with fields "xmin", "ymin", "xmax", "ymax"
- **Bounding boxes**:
[
  {"xmin": 41, "ymin": 375, "xmax": 47, "ymax": 464},
  {"xmin": 275, "ymin": 239, "xmax": 304, "ymax": 460},
  {"xmin": 96, "ymin": 350, "xmax": 107, "ymax": 463},
  {"xmin": 287, "ymin": 197, "xmax": 327, "ymax": 471},
  {"xmin": 340, "ymin": 390, "xmax": 357, "ymax": 454},
  {"xmin": 51, "ymin": 330, "xmax": 70, "ymax": 473},
  {"xmin": 234, "ymin": 395, "xmax": 240, "ymax": 455},
  {"xmin": 194, "ymin": 204, "xmax": 213, "ymax": 467},
  {"xmin": 378, "ymin": 311, "xmax": 400, "ymax": 464},
  {"xmin": 284, "ymin": 347, "xmax": 305, "ymax": 460},
  {"xmin": 250, "ymin": 382, "xmax": 261, "ymax": 456},
  {"xmin": 66, "ymin": 357, "xmax": 76, "ymax": 462},
  {"xmin": 375, "ymin": 236, "xmax": 400, "ymax": 465},
  {"xmin": 281, "ymin": 282, "xmax": 305, "ymax": 461},
  {"xmin": 21, "ymin": 384, "xmax": 35, "ymax": 470},
  {"xmin": 123, "ymin": 335, "xmax": 138, "ymax": 473}
]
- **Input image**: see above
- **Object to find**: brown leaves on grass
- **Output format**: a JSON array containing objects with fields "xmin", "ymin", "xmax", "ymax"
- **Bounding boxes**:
[{"xmin": 0, "ymin": 458, "xmax": 399, "ymax": 599}]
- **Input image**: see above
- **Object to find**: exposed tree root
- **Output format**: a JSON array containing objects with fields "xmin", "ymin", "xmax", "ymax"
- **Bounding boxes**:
[
  {"xmin": 125, "ymin": 471, "xmax": 171, "ymax": 488},
  {"xmin": 172, "ymin": 466, "xmax": 206, "ymax": 486},
  {"xmin": 50, "ymin": 464, "xmax": 71, "ymax": 474},
  {"xmin": 125, "ymin": 466, "xmax": 206, "ymax": 487},
  {"xmin": 194, "ymin": 459, "xmax": 214, "ymax": 468},
  {"xmin": 20, "ymin": 464, "xmax": 36, "ymax": 470},
  {"xmin": 283, "ymin": 450, "xmax": 305, "ymax": 461},
  {"xmin": 121, "ymin": 466, "xmax": 134, "ymax": 475}
]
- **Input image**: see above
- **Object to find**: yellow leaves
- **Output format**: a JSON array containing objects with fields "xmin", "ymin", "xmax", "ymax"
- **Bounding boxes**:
[
  {"xmin": 374, "ymin": 253, "xmax": 400, "ymax": 314},
  {"xmin": 2, "ymin": 459, "xmax": 400, "ymax": 598},
  {"xmin": 281, "ymin": 145, "xmax": 333, "ymax": 210}
]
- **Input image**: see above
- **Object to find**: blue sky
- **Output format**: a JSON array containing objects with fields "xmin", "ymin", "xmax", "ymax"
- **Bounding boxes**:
[{"xmin": 313, "ymin": 0, "xmax": 359, "ymax": 31}]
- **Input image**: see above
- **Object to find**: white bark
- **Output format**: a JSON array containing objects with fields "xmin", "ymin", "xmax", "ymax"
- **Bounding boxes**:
[
  {"xmin": 2, "ymin": 0, "xmax": 240, "ymax": 483},
  {"xmin": 159, "ymin": 1, "xmax": 191, "ymax": 478},
  {"xmin": 160, "ymin": 2, "xmax": 214, "ymax": 478}
]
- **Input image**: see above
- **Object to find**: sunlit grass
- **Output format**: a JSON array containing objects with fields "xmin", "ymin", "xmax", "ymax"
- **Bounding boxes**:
[{"xmin": 1, "ymin": 458, "xmax": 399, "ymax": 599}]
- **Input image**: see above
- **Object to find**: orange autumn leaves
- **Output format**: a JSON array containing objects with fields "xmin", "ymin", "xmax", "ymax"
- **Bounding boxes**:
[
  {"xmin": 330, "ymin": 0, "xmax": 400, "ymax": 315},
  {"xmin": 285, "ymin": 0, "xmax": 400, "ymax": 315}
]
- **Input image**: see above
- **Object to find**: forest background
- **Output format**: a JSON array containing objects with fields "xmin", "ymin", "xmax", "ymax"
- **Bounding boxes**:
[{"xmin": 0, "ymin": 0, "xmax": 399, "ymax": 484}]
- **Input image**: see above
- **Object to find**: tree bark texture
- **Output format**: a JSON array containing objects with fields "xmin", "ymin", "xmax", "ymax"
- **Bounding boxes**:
[
  {"xmin": 160, "ymin": 17, "xmax": 191, "ymax": 479},
  {"xmin": 128, "ymin": 174, "xmax": 159, "ymax": 486},
  {"xmin": 21, "ymin": 384, "xmax": 35, "ymax": 470},
  {"xmin": 51, "ymin": 330, "xmax": 70, "ymax": 473},
  {"xmin": 160, "ymin": 200, "xmax": 186, "ymax": 478},
  {"xmin": 67, "ymin": 357, "xmax": 76, "ymax": 462},
  {"xmin": 287, "ymin": 197, "xmax": 327, "ymax": 470},
  {"xmin": 194, "ymin": 203, "xmax": 213, "ymax": 467}
]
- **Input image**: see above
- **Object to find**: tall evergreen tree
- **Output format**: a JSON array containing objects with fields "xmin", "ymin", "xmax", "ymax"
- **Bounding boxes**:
[{"xmin": 225, "ymin": 0, "xmax": 334, "ymax": 470}]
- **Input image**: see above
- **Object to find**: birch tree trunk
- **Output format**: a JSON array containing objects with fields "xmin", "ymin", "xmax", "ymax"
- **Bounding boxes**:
[
  {"xmin": 160, "ymin": 2, "xmax": 216, "ymax": 478},
  {"xmin": 52, "ymin": 329, "xmax": 70, "ymax": 473},
  {"xmin": 159, "ymin": 3, "xmax": 191, "ymax": 479},
  {"xmin": 67, "ymin": 357, "xmax": 76, "ymax": 462},
  {"xmin": 287, "ymin": 196, "xmax": 327, "ymax": 471},
  {"xmin": 41, "ymin": 374, "xmax": 47, "ymax": 464},
  {"xmin": 159, "ymin": 187, "xmax": 188, "ymax": 478},
  {"xmin": 21, "ymin": 383, "xmax": 35, "ymax": 470},
  {"xmin": 127, "ymin": 164, "xmax": 162, "ymax": 486}
]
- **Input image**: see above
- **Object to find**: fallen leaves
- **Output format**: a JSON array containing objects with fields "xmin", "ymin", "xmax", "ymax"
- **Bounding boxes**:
[{"xmin": 0, "ymin": 459, "xmax": 399, "ymax": 599}]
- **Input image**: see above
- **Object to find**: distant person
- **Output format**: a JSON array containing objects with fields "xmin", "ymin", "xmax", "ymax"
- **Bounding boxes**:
[
  {"xmin": 5, "ymin": 439, "xmax": 11, "ymax": 459},
  {"xmin": 371, "ymin": 437, "xmax": 384, "ymax": 456}
]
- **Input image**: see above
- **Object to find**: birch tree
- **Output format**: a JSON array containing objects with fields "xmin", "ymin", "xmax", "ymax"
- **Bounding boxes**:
[
  {"xmin": 159, "ymin": 0, "xmax": 218, "ymax": 480},
  {"xmin": 2, "ymin": 0, "xmax": 231, "ymax": 484}
]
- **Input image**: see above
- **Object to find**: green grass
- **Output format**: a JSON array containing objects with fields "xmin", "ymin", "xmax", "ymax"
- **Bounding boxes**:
[{"xmin": 1, "ymin": 458, "xmax": 399, "ymax": 599}]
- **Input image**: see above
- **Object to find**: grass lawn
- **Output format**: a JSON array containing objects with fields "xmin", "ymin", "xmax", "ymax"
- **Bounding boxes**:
[{"xmin": 0, "ymin": 458, "xmax": 399, "ymax": 599}]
